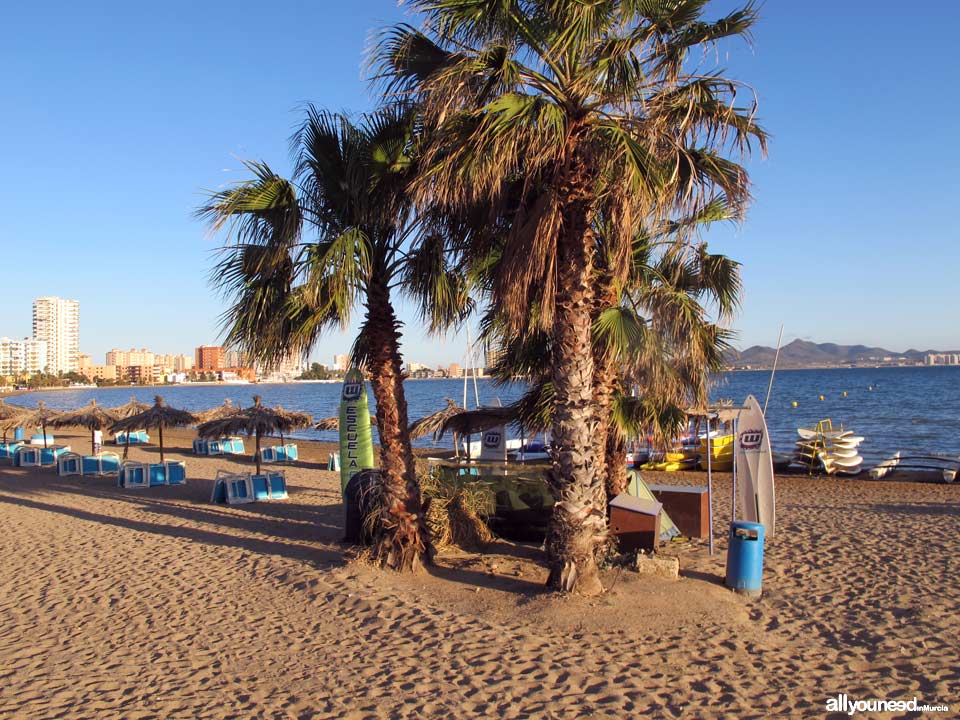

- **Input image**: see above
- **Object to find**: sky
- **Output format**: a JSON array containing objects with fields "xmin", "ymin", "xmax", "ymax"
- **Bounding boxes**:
[{"xmin": 2, "ymin": 1, "xmax": 958, "ymax": 367}]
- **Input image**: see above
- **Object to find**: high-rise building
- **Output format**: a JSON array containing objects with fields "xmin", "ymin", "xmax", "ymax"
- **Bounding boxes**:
[
  {"xmin": 333, "ymin": 354, "xmax": 349, "ymax": 372},
  {"xmin": 0, "ymin": 337, "xmax": 47, "ymax": 376},
  {"xmin": 106, "ymin": 348, "xmax": 155, "ymax": 367},
  {"xmin": 195, "ymin": 345, "xmax": 224, "ymax": 370},
  {"xmin": 173, "ymin": 354, "xmax": 194, "ymax": 372},
  {"xmin": 32, "ymin": 296, "xmax": 79, "ymax": 374}
]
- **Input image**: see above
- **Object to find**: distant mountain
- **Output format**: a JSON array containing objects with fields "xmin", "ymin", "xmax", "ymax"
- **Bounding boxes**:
[{"xmin": 726, "ymin": 340, "xmax": 959, "ymax": 368}]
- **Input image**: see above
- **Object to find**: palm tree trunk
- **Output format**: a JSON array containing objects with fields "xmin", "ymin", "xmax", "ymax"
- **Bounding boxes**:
[
  {"xmin": 592, "ymin": 348, "xmax": 628, "ymax": 500},
  {"xmin": 365, "ymin": 279, "xmax": 431, "ymax": 571},
  {"xmin": 544, "ymin": 154, "xmax": 607, "ymax": 596}
]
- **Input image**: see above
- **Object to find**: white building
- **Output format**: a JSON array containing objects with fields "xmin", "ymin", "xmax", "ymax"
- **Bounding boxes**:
[
  {"xmin": 0, "ymin": 337, "xmax": 48, "ymax": 376},
  {"xmin": 32, "ymin": 296, "xmax": 79, "ymax": 374}
]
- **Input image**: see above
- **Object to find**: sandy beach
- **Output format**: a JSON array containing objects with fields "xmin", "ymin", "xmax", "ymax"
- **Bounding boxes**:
[{"xmin": 0, "ymin": 427, "xmax": 957, "ymax": 718}]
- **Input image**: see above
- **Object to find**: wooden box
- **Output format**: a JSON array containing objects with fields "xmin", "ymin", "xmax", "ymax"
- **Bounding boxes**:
[
  {"xmin": 609, "ymin": 494, "xmax": 662, "ymax": 552},
  {"xmin": 647, "ymin": 484, "xmax": 709, "ymax": 539}
]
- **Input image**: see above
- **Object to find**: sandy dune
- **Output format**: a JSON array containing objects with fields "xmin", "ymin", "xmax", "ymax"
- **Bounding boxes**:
[{"xmin": 0, "ymin": 428, "xmax": 957, "ymax": 718}]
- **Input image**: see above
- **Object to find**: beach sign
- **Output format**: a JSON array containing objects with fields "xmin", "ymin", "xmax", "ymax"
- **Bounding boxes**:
[
  {"xmin": 735, "ymin": 395, "xmax": 776, "ymax": 537},
  {"xmin": 338, "ymin": 367, "xmax": 375, "ymax": 496}
]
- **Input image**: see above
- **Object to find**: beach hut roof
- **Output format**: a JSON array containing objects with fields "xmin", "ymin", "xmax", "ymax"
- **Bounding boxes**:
[
  {"xmin": 51, "ymin": 400, "xmax": 119, "ymax": 431},
  {"xmin": 109, "ymin": 395, "xmax": 197, "ymax": 433},
  {"xmin": 409, "ymin": 398, "xmax": 466, "ymax": 440}
]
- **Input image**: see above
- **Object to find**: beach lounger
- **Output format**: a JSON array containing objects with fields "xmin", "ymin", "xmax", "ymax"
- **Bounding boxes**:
[
  {"xmin": 211, "ymin": 470, "xmax": 254, "ymax": 505},
  {"xmin": 58, "ymin": 452, "xmax": 83, "ymax": 476},
  {"xmin": 249, "ymin": 471, "xmax": 288, "ymax": 500},
  {"xmin": 118, "ymin": 462, "xmax": 149, "ymax": 488},
  {"xmin": 0, "ymin": 441, "xmax": 24, "ymax": 460}
]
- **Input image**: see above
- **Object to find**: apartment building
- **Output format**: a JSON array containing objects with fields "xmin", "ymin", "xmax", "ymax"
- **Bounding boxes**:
[
  {"xmin": 32, "ymin": 296, "xmax": 79, "ymax": 374},
  {"xmin": 0, "ymin": 337, "xmax": 48, "ymax": 376}
]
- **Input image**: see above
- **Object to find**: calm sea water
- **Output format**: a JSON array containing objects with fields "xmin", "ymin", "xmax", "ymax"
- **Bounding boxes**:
[{"xmin": 16, "ymin": 366, "xmax": 960, "ymax": 464}]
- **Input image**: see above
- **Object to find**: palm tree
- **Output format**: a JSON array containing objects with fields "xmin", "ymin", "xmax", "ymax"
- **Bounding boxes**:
[
  {"xmin": 376, "ymin": 0, "xmax": 765, "ymax": 592},
  {"xmin": 594, "ymin": 202, "xmax": 743, "ymax": 496},
  {"xmin": 198, "ymin": 106, "xmax": 470, "ymax": 571}
]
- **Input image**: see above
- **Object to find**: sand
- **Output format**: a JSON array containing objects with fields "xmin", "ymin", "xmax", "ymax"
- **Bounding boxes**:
[{"xmin": 0, "ymin": 428, "xmax": 958, "ymax": 718}]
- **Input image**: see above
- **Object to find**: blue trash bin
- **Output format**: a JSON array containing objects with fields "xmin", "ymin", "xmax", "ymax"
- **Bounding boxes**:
[
  {"xmin": 725, "ymin": 520, "xmax": 765, "ymax": 597},
  {"xmin": 13, "ymin": 427, "xmax": 24, "ymax": 441}
]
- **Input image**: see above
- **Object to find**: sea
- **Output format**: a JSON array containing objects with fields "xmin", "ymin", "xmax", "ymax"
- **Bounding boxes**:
[{"xmin": 13, "ymin": 366, "xmax": 960, "ymax": 465}]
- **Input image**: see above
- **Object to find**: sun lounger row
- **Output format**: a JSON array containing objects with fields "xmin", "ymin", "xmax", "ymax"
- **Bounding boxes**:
[
  {"xmin": 261, "ymin": 444, "xmax": 298, "ymax": 463},
  {"xmin": 192, "ymin": 437, "xmax": 245, "ymax": 456},
  {"xmin": 0, "ymin": 441, "xmax": 24, "ymax": 460},
  {"xmin": 13, "ymin": 445, "xmax": 71, "ymax": 467},
  {"xmin": 57, "ymin": 452, "xmax": 121, "ymax": 476},
  {"xmin": 118, "ymin": 461, "xmax": 187, "ymax": 488},
  {"xmin": 113, "ymin": 430, "xmax": 149, "ymax": 445},
  {"xmin": 211, "ymin": 470, "xmax": 288, "ymax": 505}
]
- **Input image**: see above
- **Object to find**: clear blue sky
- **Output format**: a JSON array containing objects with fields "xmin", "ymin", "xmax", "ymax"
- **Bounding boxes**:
[{"xmin": 2, "ymin": 1, "xmax": 958, "ymax": 367}]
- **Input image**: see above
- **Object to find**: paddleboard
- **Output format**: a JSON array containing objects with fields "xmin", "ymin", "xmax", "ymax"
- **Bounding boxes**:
[
  {"xmin": 338, "ymin": 367, "xmax": 375, "ymax": 496},
  {"xmin": 736, "ymin": 395, "xmax": 776, "ymax": 537}
]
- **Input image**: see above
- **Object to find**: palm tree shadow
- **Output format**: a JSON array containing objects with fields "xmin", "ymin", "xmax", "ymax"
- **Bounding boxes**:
[{"xmin": 0, "ymin": 493, "xmax": 345, "ymax": 567}]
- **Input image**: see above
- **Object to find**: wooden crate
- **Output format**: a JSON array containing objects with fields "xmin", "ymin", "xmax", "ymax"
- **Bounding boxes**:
[
  {"xmin": 647, "ymin": 484, "xmax": 709, "ymax": 539},
  {"xmin": 609, "ymin": 494, "xmax": 662, "ymax": 552}
]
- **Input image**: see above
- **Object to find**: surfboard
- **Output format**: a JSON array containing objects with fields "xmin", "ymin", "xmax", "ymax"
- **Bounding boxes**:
[
  {"xmin": 736, "ymin": 395, "xmax": 776, "ymax": 537},
  {"xmin": 338, "ymin": 367, "xmax": 375, "ymax": 496}
]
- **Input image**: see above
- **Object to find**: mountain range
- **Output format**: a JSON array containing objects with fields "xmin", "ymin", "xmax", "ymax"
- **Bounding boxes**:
[{"xmin": 726, "ymin": 340, "xmax": 958, "ymax": 369}]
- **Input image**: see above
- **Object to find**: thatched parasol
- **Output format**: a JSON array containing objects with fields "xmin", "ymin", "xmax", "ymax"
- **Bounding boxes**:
[
  {"xmin": 16, "ymin": 401, "xmax": 62, "ymax": 449},
  {"xmin": 197, "ymin": 395, "xmax": 312, "ymax": 475},
  {"xmin": 438, "ymin": 406, "xmax": 517, "ymax": 439},
  {"xmin": 0, "ymin": 399, "xmax": 29, "ymax": 444},
  {"xmin": 51, "ymin": 400, "xmax": 119, "ymax": 455},
  {"xmin": 108, "ymin": 397, "xmax": 153, "ymax": 458},
  {"xmin": 194, "ymin": 399, "xmax": 240, "ymax": 424},
  {"xmin": 109, "ymin": 395, "xmax": 196, "ymax": 463},
  {"xmin": 438, "ymin": 406, "xmax": 519, "ymax": 460},
  {"xmin": 315, "ymin": 414, "xmax": 377, "ymax": 432},
  {"xmin": 109, "ymin": 396, "xmax": 152, "ymax": 418},
  {"xmin": 274, "ymin": 405, "xmax": 314, "ymax": 446},
  {"xmin": 409, "ymin": 398, "xmax": 466, "ymax": 441}
]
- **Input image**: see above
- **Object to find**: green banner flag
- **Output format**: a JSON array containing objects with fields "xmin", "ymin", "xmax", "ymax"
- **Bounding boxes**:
[{"xmin": 339, "ymin": 367, "xmax": 375, "ymax": 495}]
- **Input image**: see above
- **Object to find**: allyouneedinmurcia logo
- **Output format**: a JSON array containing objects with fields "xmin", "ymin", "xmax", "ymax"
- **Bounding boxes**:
[{"xmin": 825, "ymin": 694, "xmax": 949, "ymax": 716}]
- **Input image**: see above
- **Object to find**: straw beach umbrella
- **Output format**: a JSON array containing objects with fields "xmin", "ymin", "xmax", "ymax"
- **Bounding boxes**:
[
  {"xmin": 409, "ymin": 398, "xmax": 467, "ymax": 453},
  {"xmin": 197, "ymin": 395, "xmax": 312, "ymax": 475},
  {"xmin": 109, "ymin": 396, "xmax": 152, "ymax": 419},
  {"xmin": 439, "ymin": 406, "xmax": 518, "ymax": 460},
  {"xmin": 314, "ymin": 415, "xmax": 377, "ymax": 432},
  {"xmin": 51, "ymin": 400, "xmax": 119, "ymax": 455},
  {"xmin": 274, "ymin": 405, "xmax": 314, "ymax": 446},
  {"xmin": 17, "ymin": 402, "xmax": 62, "ymax": 449},
  {"xmin": 109, "ymin": 396, "xmax": 196, "ymax": 463},
  {"xmin": 0, "ymin": 399, "xmax": 28, "ymax": 444},
  {"xmin": 195, "ymin": 399, "xmax": 239, "ymax": 424},
  {"xmin": 108, "ymin": 397, "xmax": 152, "ymax": 458}
]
